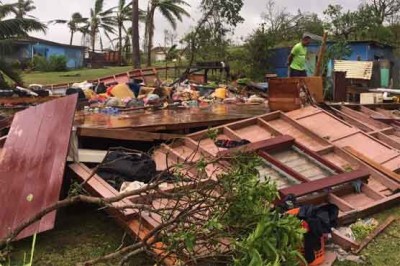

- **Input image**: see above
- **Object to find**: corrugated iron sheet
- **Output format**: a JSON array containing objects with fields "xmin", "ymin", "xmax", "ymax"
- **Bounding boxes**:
[
  {"xmin": 0, "ymin": 95, "xmax": 77, "ymax": 240},
  {"xmin": 334, "ymin": 60, "xmax": 373, "ymax": 80}
]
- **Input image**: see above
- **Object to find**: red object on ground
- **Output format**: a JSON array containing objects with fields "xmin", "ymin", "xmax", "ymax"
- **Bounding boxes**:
[{"xmin": 0, "ymin": 95, "xmax": 78, "ymax": 240}]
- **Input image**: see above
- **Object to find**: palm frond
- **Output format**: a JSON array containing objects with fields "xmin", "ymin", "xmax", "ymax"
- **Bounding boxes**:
[
  {"xmin": 48, "ymin": 19, "xmax": 67, "ymax": 25},
  {"xmin": 94, "ymin": 0, "xmax": 104, "ymax": 15},
  {"xmin": 0, "ymin": 18, "xmax": 47, "ymax": 39},
  {"xmin": 159, "ymin": 8, "xmax": 178, "ymax": 29},
  {"xmin": 0, "ymin": 58, "xmax": 22, "ymax": 84},
  {"xmin": 0, "ymin": 3, "xmax": 16, "ymax": 19}
]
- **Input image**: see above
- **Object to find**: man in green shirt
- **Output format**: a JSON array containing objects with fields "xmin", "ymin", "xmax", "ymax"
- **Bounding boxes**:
[{"xmin": 287, "ymin": 35, "xmax": 311, "ymax": 77}]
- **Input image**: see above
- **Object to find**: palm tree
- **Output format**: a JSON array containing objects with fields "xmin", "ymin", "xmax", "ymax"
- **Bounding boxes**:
[
  {"xmin": 89, "ymin": 0, "xmax": 116, "ymax": 52},
  {"xmin": 113, "ymin": 0, "xmax": 145, "ymax": 65},
  {"xmin": 0, "ymin": 1, "xmax": 46, "ymax": 86},
  {"xmin": 79, "ymin": 22, "xmax": 90, "ymax": 46},
  {"xmin": 145, "ymin": 0, "xmax": 190, "ymax": 66},
  {"xmin": 50, "ymin": 13, "xmax": 88, "ymax": 45},
  {"xmin": 13, "ymin": 0, "xmax": 36, "ymax": 18},
  {"xmin": 131, "ymin": 0, "xmax": 140, "ymax": 68},
  {"xmin": 114, "ymin": 0, "xmax": 132, "ymax": 65}
]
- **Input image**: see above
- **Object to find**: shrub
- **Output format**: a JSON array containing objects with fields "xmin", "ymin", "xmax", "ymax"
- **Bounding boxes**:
[
  {"xmin": 48, "ymin": 55, "xmax": 67, "ymax": 71},
  {"xmin": 32, "ymin": 55, "xmax": 67, "ymax": 72},
  {"xmin": 32, "ymin": 55, "xmax": 48, "ymax": 71}
]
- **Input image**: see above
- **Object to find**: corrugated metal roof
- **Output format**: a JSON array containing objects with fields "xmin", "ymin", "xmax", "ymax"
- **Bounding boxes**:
[{"xmin": 334, "ymin": 60, "xmax": 373, "ymax": 80}]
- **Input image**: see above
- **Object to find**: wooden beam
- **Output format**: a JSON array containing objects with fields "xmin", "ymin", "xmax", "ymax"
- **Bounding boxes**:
[
  {"xmin": 259, "ymin": 151, "xmax": 311, "ymax": 184},
  {"xmin": 279, "ymin": 168, "xmax": 370, "ymax": 198},
  {"xmin": 353, "ymin": 216, "xmax": 396, "ymax": 254},
  {"xmin": 217, "ymin": 135, "xmax": 295, "ymax": 157},
  {"xmin": 343, "ymin": 146, "xmax": 400, "ymax": 183},
  {"xmin": 314, "ymin": 31, "xmax": 328, "ymax": 76},
  {"xmin": 68, "ymin": 163, "xmax": 136, "ymax": 218},
  {"xmin": 373, "ymin": 132, "xmax": 400, "ymax": 150},
  {"xmin": 78, "ymin": 127, "xmax": 181, "ymax": 142},
  {"xmin": 331, "ymin": 229, "xmax": 360, "ymax": 251}
]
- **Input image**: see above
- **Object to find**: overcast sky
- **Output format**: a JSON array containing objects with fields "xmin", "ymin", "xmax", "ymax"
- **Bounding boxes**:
[{"xmin": 3, "ymin": 0, "xmax": 361, "ymax": 48}]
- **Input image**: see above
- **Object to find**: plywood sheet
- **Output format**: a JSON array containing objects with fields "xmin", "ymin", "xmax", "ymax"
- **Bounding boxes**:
[
  {"xmin": 294, "ymin": 112, "xmax": 358, "ymax": 141},
  {"xmin": 0, "ymin": 95, "xmax": 77, "ymax": 240},
  {"xmin": 231, "ymin": 124, "xmax": 273, "ymax": 142},
  {"xmin": 333, "ymin": 132, "xmax": 399, "ymax": 164},
  {"xmin": 264, "ymin": 118, "xmax": 329, "ymax": 151},
  {"xmin": 75, "ymin": 104, "xmax": 268, "ymax": 131}
]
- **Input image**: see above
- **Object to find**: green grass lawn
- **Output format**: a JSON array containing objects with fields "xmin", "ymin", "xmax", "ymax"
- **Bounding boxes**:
[
  {"xmin": 335, "ymin": 205, "xmax": 400, "ymax": 266},
  {"xmin": 21, "ymin": 66, "xmax": 133, "ymax": 85},
  {"xmin": 8, "ymin": 203, "xmax": 400, "ymax": 266},
  {"xmin": 9, "ymin": 205, "xmax": 153, "ymax": 266}
]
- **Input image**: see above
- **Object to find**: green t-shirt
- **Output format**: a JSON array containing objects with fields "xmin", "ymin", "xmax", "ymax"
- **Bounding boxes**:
[{"xmin": 290, "ymin": 43, "xmax": 307, "ymax": 71}]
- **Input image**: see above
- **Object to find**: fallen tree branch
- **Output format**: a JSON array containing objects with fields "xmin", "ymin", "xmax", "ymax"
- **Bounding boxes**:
[{"xmin": 0, "ymin": 182, "xmax": 162, "ymax": 248}]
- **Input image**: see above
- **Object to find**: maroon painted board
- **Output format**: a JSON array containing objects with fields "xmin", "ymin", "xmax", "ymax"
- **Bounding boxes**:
[{"xmin": 0, "ymin": 95, "xmax": 77, "ymax": 240}]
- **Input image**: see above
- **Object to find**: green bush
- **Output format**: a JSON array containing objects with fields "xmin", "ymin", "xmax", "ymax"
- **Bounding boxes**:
[
  {"xmin": 32, "ymin": 55, "xmax": 67, "ymax": 72},
  {"xmin": 32, "ymin": 55, "xmax": 48, "ymax": 71},
  {"xmin": 48, "ymin": 55, "xmax": 67, "ymax": 71}
]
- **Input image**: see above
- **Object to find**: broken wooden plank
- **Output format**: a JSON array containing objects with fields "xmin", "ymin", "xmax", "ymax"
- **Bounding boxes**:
[
  {"xmin": 331, "ymin": 228, "xmax": 360, "ymax": 251},
  {"xmin": 78, "ymin": 127, "xmax": 181, "ymax": 142},
  {"xmin": 68, "ymin": 163, "xmax": 136, "ymax": 218},
  {"xmin": 353, "ymin": 216, "xmax": 396, "ymax": 254},
  {"xmin": 343, "ymin": 146, "xmax": 400, "ymax": 183},
  {"xmin": 216, "ymin": 135, "xmax": 294, "ymax": 157},
  {"xmin": 0, "ymin": 95, "xmax": 78, "ymax": 240},
  {"xmin": 279, "ymin": 169, "xmax": 370, "ymax": 198}
]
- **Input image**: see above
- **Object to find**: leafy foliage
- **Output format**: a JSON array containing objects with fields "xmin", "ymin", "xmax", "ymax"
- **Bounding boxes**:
[
  {"xmin": 159, "ymin": 153, "xmax": 304, "ymax": 265},
  {"xmin": 88, "ymin": 0, "xmax": 116, "ymax": 51},
  {"xmin": 145, "ymin": 0, "xmax": 190, "ymax": 66},
  {"xmin": 0, "ymin": 0, "xmax": 46, "ymax": 87},
  {"xmin": 50, "ymin": 12, "xmax": 88, "ymax": 45},
  {"xmin": 32, "ymin": 55, "xmax": 67, "ymax": 72}
]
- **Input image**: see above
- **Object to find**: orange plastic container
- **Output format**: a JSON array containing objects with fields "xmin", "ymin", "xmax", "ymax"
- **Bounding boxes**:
[{"xmin": 286, "ymin": 208, "xmax": 326, "ymax": 266}]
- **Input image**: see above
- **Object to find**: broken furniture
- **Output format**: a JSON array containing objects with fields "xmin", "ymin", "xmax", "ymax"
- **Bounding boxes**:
[
  {"xmin": 333, "ymin": 60, "xmax": 374, "ymax": 102},
  {"xmin": 268, "ymin": 77, "xmax": 324, "ymax": 112}
]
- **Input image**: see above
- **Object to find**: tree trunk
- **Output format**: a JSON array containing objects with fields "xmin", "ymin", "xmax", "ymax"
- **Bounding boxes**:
[
  {"xmin": 70, "ymin": 31, "xmax": 74, "ymax": 46},
  {"xmin": 91, "ymin": 31, "xmax": 96, "ymax": 52},
  {"xmin": 146, "ymin": 7, "xmax": 156, "ymax": 67},
  {"xmin": 131, "ymin": 0, "xmax": 141, "ymax": 69},
  {"xmin": 118, "ymin": 24, "xmax": 123, "ymax": 66}
]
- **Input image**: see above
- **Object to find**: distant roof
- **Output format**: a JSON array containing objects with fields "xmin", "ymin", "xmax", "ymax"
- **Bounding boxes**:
[{"xmin": 12, "ymin": 36, "xmax": 87, "ymax": 50}]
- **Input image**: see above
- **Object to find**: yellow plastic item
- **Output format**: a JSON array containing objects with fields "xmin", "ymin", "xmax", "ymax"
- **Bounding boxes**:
[
  {"xmin": 110, "ymin": 83, "xmax": 135, "ymax": 99},
  {"xmin": 215, "ymin": 87, "xmax": 228, "ymax": 99},
  {"xmin": 83, "ymin": 88, "xmax": 96, "ymax": 99}
]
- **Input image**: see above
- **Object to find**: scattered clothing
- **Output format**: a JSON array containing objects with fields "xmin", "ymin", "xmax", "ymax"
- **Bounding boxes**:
[
  {"xmin": 95, "ymin": 82, "xmax": 107, "ymax": 94},
  {"xmin": 215, "ymin": 139, "xmax": 251, "ymax": 149},
  {"xmin": 97, "ymin": 148, "xmax": 157, "ymax": 190},
  {"xmin": 297, "ymin": 204, "xmax": 339, "ymax": 263},
  {"xmin": 109, "ymin": 83, "xmax": 135, "ymax": 99}
]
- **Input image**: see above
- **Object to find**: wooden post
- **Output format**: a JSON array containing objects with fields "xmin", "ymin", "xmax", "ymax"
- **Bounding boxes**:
[{"xmin": 314, "ymin": 31, "xmax": 328, "ymax": 77}]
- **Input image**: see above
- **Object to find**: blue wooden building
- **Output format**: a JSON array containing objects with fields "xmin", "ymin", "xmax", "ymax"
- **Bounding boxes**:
[
  {"xmin": 9, "ymin": 36, "xmax": 86, "ymax": 69},
  {"xmin": 268, "ymin": 41, "xmax": 395, "ymax": 77}
]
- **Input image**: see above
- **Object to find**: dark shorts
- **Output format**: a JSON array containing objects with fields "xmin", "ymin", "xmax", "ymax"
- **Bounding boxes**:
[{"xmin": 290, "ymin": 68, "xmax": 307, "ymax": 77}]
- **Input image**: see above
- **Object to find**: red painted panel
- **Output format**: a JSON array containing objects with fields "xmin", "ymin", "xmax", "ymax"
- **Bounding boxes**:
[{"xmin": 0, "ymin": 95, "xmax": 77, "ymax": 240}]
